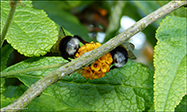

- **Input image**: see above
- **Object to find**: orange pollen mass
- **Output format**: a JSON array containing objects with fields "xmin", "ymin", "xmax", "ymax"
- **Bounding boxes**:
[
  {"xmin": 75, "ymin": 42, "xmax": 113, "ymax": 80},
  {"xmin": 91, "ymin": 61, "xmax": 101, "ymax": 72}
]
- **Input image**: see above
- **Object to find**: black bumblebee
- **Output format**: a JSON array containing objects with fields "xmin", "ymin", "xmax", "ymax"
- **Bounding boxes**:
[
  {"xmin": 58, "ymin": 27, "xmax": 88, "ymax": 61},
  {"xmin": 110, "ymin": 42, "xmax": 136, "ymax": 69}
]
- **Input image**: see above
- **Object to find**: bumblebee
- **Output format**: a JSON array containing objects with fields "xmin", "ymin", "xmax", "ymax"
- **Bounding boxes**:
[
  {"xmin": 110, "ymin": 42, "xmax": 136, "ymax": 69},
  {"xmin": 58, "ymin": 27, "xmax": 88, "ymax": 61}
]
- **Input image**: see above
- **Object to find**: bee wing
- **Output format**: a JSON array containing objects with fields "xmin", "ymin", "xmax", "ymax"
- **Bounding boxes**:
[
  {"xmin": 123, "ymin": 41, "xmax": 135, "ymax": 51},
  {"xmin": 58, "ymin": 27, "xmax": 66, "ymax": 38},
  {"xmin": 122, "ymin": 41, "xmax": 137, "ymax": 60},
  {"xmin": 51, "ymin": 27, "xmax": 66, "ymax": 53},
  {"xmin": 58, "ymin": 27, "xmax": 74, "ymax": 38},
  {"xmin": 128, "ymin": 42, "xmax": 135, "ymax": 51},
  {"xmin": 128, "ymin": 50, "xmax": 137, "ymax": 60}
]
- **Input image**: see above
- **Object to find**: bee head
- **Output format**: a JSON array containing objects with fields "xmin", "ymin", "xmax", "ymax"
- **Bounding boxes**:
[
  {"xmin": 110, "ymin": 46, "xmax": 128, "ymax": 69},
  {"xmin": 66, "ymin": 37, "xmax": 80, "ymax": 56},
  {"xmin": 113, "ymin": 51, "xmax": 128, "ymax": 68}
]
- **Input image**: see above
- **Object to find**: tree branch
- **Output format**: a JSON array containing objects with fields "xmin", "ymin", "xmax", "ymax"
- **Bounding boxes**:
[{"xmin": 1, "ymin": 0, "xmax": 186, "ymax": 111}]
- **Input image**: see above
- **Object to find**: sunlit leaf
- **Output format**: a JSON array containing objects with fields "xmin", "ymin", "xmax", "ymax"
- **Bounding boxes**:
[
  {"xmin": 154, "ymin": 16, "xmax": 187, "ymax": 111},
  {"xmin": 1, "ymin": 1, "xmax": 58, "ymax": 57}
]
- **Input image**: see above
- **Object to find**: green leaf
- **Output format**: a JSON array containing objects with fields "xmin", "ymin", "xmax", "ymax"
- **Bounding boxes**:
[
  {"xmin": 154, "ymin": 16, "xmax": 187, "ymax": 111},
  {"xmin": 2, "ymin": 57, "xmax": 67, "ymax": 84},
  {"xmin": 32, "ymin": 1, "xmax": 91, "ymax": 42},
  {"xmin": 0, "ymin": 78, "xmax": 5, "ymax": 94},
  {"xmin": 1, "ymin": 84, "xmax": 27, "ymax": 108},
  {"xmin": 3, "ymin": 84, "xmax": 27, "ymax": 98},
  {"xmin": 1, "ymin": 57, "xmax": 67, "ymax": 87},
  {"xmin": 1, "ymin": 1, "xmax": 58, "ymax": 57},
  {"xmin": 47, "ymin": 62, "xmax": 153, "ymax": 111},
  {"xmin": 104, "ymin": 1, "xmax": 126, "ymax": 42},
  {"xmin": 0, "ymin": 44, "xmax": 13, "ymax": 95},
  {"xmin": 0, "ymin": 44, "xmax": 13, "ymax": 72},
  {"xmin": 11, "ymin": 58, "xmax": 153, "ymax": 111},
  {"xmin": 24, "ymin": 94, "xmax": 68, "ymax": 111},
  {"xmin": 2, "ymin": 57, "xmax": 66, "ymax": 74},
  {"xmin": 175, "ymin": 95, "xmax": 187, "ymax": 111},
  {"xmin": 0, "ymin": 94, "xmax": 15, "ymax": 108}
]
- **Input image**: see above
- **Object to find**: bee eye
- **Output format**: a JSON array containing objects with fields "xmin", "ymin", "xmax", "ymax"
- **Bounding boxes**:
[{"xmin": 74, "ymin": 46, "xmax": 77, "ymax": 50}]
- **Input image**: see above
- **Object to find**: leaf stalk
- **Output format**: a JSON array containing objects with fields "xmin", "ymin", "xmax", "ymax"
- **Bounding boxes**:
[
  {"xmin": 0, "ymin": 0, "xmax": 19, "ymax": 48},
  {"xmin": 0, "ymin": 63, "xmax": 67, "ymax": 78}
]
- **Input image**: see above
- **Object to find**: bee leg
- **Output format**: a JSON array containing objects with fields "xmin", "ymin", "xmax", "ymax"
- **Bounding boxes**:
[
  {"xmin": 37, "ymin": 92, "xmax": 42, "ymax": 97},
  {"xmin": 68, "ymin": 73, "xmax": 73, "ymax": 76},
  {"xmin": 74, "ymin": 35, "xmax": 89, "ymax": 44},
  {"xmin": 62, "ymin": 56, "xmax": 71, "ymax": 62},
  {"xmin": 66, "ymin": 58, "xmax": 71, "ymax": 62},
  {"xmin": 110, "ymin": 66, "xmax": 117, "ymax": 70}
]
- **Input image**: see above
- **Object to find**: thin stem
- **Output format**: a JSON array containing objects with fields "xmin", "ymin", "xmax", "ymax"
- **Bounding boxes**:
[
  {"xmin": 0, "ymin": 0, "xmax": 19, "ymax": 48},
  {"xmin": 0, "ymin": 63, "xmax": 67, "ymax": 78},
  {"xmin": 1, "ymin": 0, "xmax": 186, "ymax": 111}
]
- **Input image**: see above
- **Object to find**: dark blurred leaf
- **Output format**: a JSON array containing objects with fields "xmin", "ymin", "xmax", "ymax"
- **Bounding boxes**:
[
  {"xmin": 0, "ymin": 44, "xmax": 13, "ymax": 72},
  {"xmin": 1, "ymin": 78, "xmax": 5, "ymax": 94},
  {"xmin": 156, "ymin": 1, "xmax": 169, "ymax": 6},
  {"xmin": 143, "ymin": 25, "xmax": 157, "ymax": 46},
  {"xmin": 123, "ymin": 1, "xmax": 142, "ymax": 21},
  {"xmin": 3, "ymin": 84, "xmax": 27, "ymax": 98},
  {"xmin": 95, "ymin": 1, "xmax": 115, "ymax": 16},
  {"xmin": 32, "ymin": 1, "xmax": 91, "ymax": 42},
  {"xmin": 0, "ymin": 95, "xmax": 15, "ymax": 108},
  {"xmin": 104, "ymin": 1, "xmax": 127, "ymax": 42},
  {"xmin": 131, "ymin": 1, "xmax": 162, "ymax": 26},
  {"xmin": 175, "ymin": 95, "xmax": 187, "ymax": 112}
]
